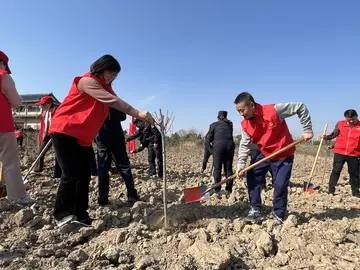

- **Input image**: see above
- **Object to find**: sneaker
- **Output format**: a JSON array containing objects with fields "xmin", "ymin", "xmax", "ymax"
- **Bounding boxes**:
[
  {"xmin": 56, "ymin": 215, "xmax": 77, "ymax": 227},
  {"xmin": 15, "ymin": 195, "xmax": 36, "ymax": 205},
  {"xmin": 272, "ymin": 212, "xmax": 283, "ymax": 223},
  {"xmin": 243, "ymin": 208, "xmax": 265, "ymax": 223},
  {"xmin": 351, "ymin": 194, "xmax": 360, "ymax": 199},
  {"xmin": 72, "ymin": 217, "xmax": 93, "ymax": 227}
]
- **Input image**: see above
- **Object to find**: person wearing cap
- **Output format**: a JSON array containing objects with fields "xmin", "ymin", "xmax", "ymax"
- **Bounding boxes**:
[
  {"xmin": 322, "ymin": 109, "xmax": 360, "ymax": 197},
  {"xmin": 33, "ymin": 95, "xmax": 61, "ymax": 177},
  {"xmin": 95, "ymin": 108, "xmax": 139, "ymax": 206},
  {"xmin": 205, "ymin": 110, "xmax": 235, "ymax": 198},
  {"xmin": 15, "ymin": 127, "xmax": 24, "ymax": 149},
  {"xmin": 235, "ymin": 92, "xmax": 313, "ymax": 223},
  {"xmin": 48, "ymin": 54, "xmax": 154, "ymax": 227},
  {"xmin": 126, "ymin": 119, "xmax": 163, "ymax": 178},
  {"xmin": 0, "ymin": 51, "xmax": 35, "ymax": 204}
]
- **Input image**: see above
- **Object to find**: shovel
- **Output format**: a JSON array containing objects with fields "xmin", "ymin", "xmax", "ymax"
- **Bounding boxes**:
[
  {"xmin": 23, "ymin": 139, "xmax": 52, "ymax": 184},
  {"xmin": 184, "ymin": 137, "xmax": 305, "ymax": 203},
  {"xmin": 304, "ymin": 124, "xmax": 328, "ymax": 194}
]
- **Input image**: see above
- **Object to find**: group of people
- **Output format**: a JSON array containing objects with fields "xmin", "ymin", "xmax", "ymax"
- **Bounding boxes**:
[{"xmin": 1, "ymin": 49, "xmax": 359, "ymax": 227}]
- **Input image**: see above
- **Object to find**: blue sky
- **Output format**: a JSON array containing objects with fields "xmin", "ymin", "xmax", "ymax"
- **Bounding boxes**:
[{"xmin": 2, "ymin": 0, "xmax": 360, "ymax": 136}]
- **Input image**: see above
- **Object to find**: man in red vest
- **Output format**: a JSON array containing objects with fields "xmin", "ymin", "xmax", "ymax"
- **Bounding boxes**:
[
  {"xmin": 235, "ymin": 92, "xmax": 313, "ymax": 223},
  {"xmin": 33, "ymin": 96, "xmax": 61, "ymax": 178},
  {"xmin": 0, "ymin": 51, "xmax": 34, "ymax": 204},
  {"xmin": 322, "ymin": 109, "xmax": 360, "ymax": 197}
]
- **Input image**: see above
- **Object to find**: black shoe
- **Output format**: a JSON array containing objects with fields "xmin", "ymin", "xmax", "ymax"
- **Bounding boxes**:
[
  {"xmin": 352, "ymin": 193, "xmax": 360, "ymax": 199},
  {"xmin": 243, "ymin": 208, "xmax": 265, "ymax": 223},
  {"xmin": 272, "ymin": 212, "xmax": 284, "ymax": 223}
]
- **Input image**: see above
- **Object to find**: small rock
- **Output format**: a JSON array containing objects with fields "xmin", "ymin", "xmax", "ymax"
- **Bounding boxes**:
[
  {"xmin": 197, "ymin": 229, "xmax": 210, "ymax": 242},
  {"xmin": 282, "ymin": 214, "xmax": 298, "ymax": 230},
  {"xmin": 79, "ymin": 227, "xmax": 95, "ymax": 238},
  {"xmin": 149, "ymin": 196, "xmax": 155, "ymax": 205},
  {"xmin": 187, "ymin": 241, "xmax": 231, "ymax": 269},
  {"xmin": 178, "ymin": 237, "xmax": 195, "ymax": 250},
  {"xmin": 255, "ymin": 231, "xmax": 273, "ymax": 257},
  {"xmin": 233, "ymin": 218, "xmax": 245, "ymax": 232},
  {"xmin": 273, "ymin": 252, "xmax": 289, "ymax": 266},
  {"xmin": 14, "ymin": 209, "xmax": 33, "ymax": 227},
  {"xmin": 34, "ymin": 248, "xmax": 55, "ymax": 258},
  {"xmin": 207, "ymin": 219, "xmax": 221, "ymax": 233},
  {"xmin": 93, "ymin": 219, "xmax": 106, "ymax": 232},
  {"xmin": 104, "ymin": 246, "xmax": 121, "ymax": 264},
  {"xmin": 68, "ymin": 249, "xmax": 89, "ymax": 264},
  {"xmin": 135, "ymin": 255, "xmax": 154, "ymax": 269},
  {"xmin": 118, "ymin": 252, "xmax": 133, "ymax": 264}
]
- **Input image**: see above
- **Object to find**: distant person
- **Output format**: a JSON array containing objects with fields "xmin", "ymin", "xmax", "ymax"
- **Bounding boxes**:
[
  {"xmin": 33, "ymin": 96, "xmax": 61, "ymax": 178},
  {"xmin": 126, "ymin": 119, "xmax": 163, "ymax": 178},
  {"xmin": 95, "ymin": 108, "xmax": 139, "ymax": 206},
  {"xmin": 235, "ymin": 92, "xmax": 313, "ymax": 223},
  {"xmin": 15, "ymin": 127, "xmax": 24, "ymax": 148},
  {"xmin": 205, "ymin": 111, "xmax": 235, "ymax": 198},
  {"xmin": 48, "ymin": 54, "xmax": 154, "ymax": 227},
  {"xmin": 322, "ymin": 109, "xmax": 360, "ymax": 198},
  {"xmin": 0, "ymin": 51, "xmax": 35, "ymax": 204}
]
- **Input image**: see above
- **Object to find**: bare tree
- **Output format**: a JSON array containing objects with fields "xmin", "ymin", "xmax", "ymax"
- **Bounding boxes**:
[{"xmin": 153, "ymin": 109, "xmax": 175, "ymax": 228}]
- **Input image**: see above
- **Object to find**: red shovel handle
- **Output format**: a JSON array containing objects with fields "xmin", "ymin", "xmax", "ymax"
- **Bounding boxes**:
[{"xmin": 202, "ymin": 137, "xmax": 305, "ymax": 194}]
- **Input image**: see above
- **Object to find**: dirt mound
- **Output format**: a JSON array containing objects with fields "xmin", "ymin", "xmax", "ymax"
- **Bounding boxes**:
[{"xmin": 1, "ymin": 135, "xmax": 359, "ymax": 269}]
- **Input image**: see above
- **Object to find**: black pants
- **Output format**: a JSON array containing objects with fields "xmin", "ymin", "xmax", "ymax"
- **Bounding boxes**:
[
  {"xmin": 17, "ymin": 137, "xmax": 23, "ymax": 147},
  {"xmin": 51, "ymin": 133, "xmax": 92, "ymax": 221},
  {"xmin": 202, "ymin": 147, "xmax": 212, "ymax": 171},
  {"xmin": 148, "ymin": 145, "xmax": 163, "ymax": 177},
  {"xmin": 329, "ymin": 153, "xmax": 360, "ymax": 195},
  {"xmin": 34, "ymin": 135, "xmax": 62, "ymax": 178},
  {"xmin": 212, "ymin": 140, "xmax": 235, "ymax": 192},
  {"xmin": 95, "ymin": 132, "xmax": 138, "ymax": 205}
]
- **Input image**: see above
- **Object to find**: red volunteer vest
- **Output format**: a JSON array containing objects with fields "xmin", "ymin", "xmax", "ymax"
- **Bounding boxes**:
[
  {"xmin": 15, "ymin": 130, "xmax": 23, "ymax": 138},
  {"xmin": 39, "ymin": 107, "xmax": 57, "ymax": 145},
  {"xmin": 241, "ymin": 104, "xmax": 295, "ymax": 160},
  {"xmin": 334, "ymin": 120, "xmax": 360, "ymax": 157},
  {"xmin": 0, "ymin": 70, "xmax": 15, "ymax": 132},
  {"xmin": 48, "ymin": 72, "xmax": 115, "ymax": 147}
]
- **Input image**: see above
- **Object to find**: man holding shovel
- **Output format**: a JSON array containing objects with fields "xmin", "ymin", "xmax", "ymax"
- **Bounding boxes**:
[
  {"xmin": 235, "ymin": 92, "xmax": 313, "ymax": 223},
  {"xmin": 322, "ymin": 109, "xmax": 360, "ymax": 198}
]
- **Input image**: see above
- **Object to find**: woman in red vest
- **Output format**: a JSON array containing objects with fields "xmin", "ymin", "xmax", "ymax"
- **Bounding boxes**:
[
  {"xmin": 33, "ymin": 96, "xmax": 61, "ymax": 178},
  {"xmin": 49, "ymin": 54, "xmax": 154, "ymax": 227},
  {"xmin": 234, "ymin": 92, "xmax": 313, "ymax": 223},
  {"xmin": 0, "ymin": 51, "xmax": 35, "ymax": 204},
  {"xmin": 15, "ymin": 128, "xmax": 24, "ymax": 148},
  {"xmin": 322, "ymin": 109, "xmax": 360, "ymax": 197}
]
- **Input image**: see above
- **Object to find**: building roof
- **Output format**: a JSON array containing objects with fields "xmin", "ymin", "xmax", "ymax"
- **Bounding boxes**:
[{"xmin": 20, "ymin": 93, "xmax": 61, "ymax": 105}]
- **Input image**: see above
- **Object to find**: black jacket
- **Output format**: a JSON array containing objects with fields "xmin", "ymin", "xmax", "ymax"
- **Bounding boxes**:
[
  {"xmin": 97, "ymin": 108, "xmax": 126, "ymax": 145},
  {"xmin": 205, "ymin": 119, "xmax": 234, "ymax": 145},
  {"xmin": 126, "ymin": 124, "xmax": 161, "ymax": 153}
]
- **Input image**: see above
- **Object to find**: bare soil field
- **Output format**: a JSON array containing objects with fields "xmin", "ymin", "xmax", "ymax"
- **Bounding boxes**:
[{"xmin": 1, "ymin": 135, "xmax": 359, "ymax": 270}]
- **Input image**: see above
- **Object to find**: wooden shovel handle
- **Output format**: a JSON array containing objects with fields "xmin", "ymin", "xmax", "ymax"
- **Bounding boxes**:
[{"xmin": 202, "ymin": 137, "xmax": 305, "ymax": 194}]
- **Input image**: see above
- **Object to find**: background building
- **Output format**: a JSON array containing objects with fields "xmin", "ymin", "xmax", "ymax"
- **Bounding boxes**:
[{"xmin": 12, "ymin": 93, "xmax": 61, "ymax": 130}]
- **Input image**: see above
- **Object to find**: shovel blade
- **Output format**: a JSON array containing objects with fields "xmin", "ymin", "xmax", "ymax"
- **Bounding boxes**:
[
  {"xmin": 303, "ymin": 181, "xmax": 315, "ymax": 194},
  {"xmin": 183, "ymin": 185, "xmax": 209, "ymax": 203}
]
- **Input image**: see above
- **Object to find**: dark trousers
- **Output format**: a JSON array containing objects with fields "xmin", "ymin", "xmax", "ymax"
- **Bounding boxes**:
[
  {"xmin": 51, "ymin": 133, "xmax": 92, "ymax": 221},
  {"xmin": 202, "ymin": 147, "xmax": 212, "ymax": 171},
  {"xmin": 212, "ymin": 141, "xmax": 235, "ymax": 192},
  {"xmin": 34, "ymin": 135, "xmax": 62, "ymax": 178},
  {"xmin": 17, "ymin": 137, "xmax": 23, "ymax": 147},
  {"xmin": 329, "ymin": 153, "xmax": 360, "ymax": 195},
  {"xmin": 95, "ymin": 133, "xmax": 138, "ymax": 205},
  {"xmin": 90, "ymin": 145, "xmax": 98, "ymax": 177},
  {"xmin": 247, "ymin": 152, "xmax": 294, "ymax": 219},
  {"xmin": 148, "ymin": 145, "xmax": 163, "ymax": 177}
]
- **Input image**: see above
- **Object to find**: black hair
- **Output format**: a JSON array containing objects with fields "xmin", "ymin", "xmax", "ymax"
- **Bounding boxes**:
[
  {"xmin": 90, "ymin": 54, "xmax": 121, "ymax": 77},
  {"xmin": 344, "ymin": 109, "xmax": 358, "ymax": 118},
  {"xmin": 234, "ymin": 92, "xmax": 255, "ymax": 105}
]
